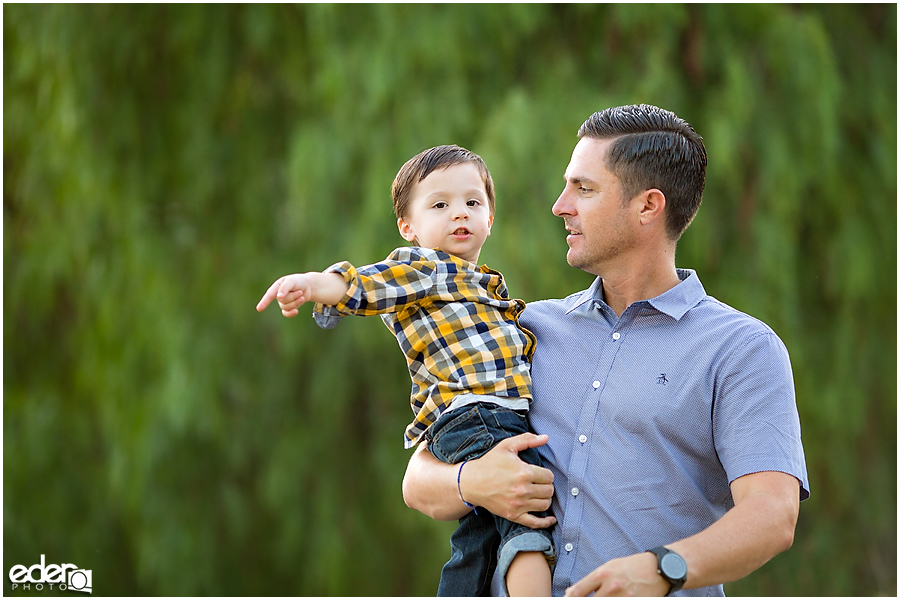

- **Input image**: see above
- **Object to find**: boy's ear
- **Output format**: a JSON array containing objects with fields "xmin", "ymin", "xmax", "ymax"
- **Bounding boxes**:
[
  {"xmin": 397, "ymin": 217, "xmax": 417, "ymax": 242},
  {"xmin": 487, "ymin": 214, "xmax": 494, "ymax": 236}
]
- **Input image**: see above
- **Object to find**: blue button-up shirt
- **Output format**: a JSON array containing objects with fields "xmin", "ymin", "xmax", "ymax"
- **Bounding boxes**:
[{"xmin": 498, "ymin": 270, "xmax": 809, "ymax": 597}]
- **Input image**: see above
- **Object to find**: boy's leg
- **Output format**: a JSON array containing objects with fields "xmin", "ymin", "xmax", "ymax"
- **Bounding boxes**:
[
  {"xmin": 486, "ymin": 421, "xmax": 556, "ymax": 597},
  {"xmin": 426, "ymin": 403, "xmax": 556, "ymax": 597},
  {"xmin": 427, "ymin": 405, "xmax": 505, "ymax": 596},
  {"xmin": 436, "ymin": 508, "xmax": 498, "ymax": 596},
  {"xmin": 506, "ymin": 551, "xmax": 553, "ymax": 596}
]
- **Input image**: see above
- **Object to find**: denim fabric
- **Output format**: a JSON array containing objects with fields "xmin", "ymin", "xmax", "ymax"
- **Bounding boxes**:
[{"xmin": 426, "ymin": 402, "xmax": 555, "ymax": 596}]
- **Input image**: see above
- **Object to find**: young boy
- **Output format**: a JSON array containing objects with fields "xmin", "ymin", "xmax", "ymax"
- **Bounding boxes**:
[{"xmin": 256, "ymin": 145, "xmax": 554, "ymax": 597}]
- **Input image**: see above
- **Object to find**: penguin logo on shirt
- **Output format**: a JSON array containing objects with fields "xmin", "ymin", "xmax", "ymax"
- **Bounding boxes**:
[{"xmin": 656, "ymin": 373, "xmax": 668, "ymax": 386}]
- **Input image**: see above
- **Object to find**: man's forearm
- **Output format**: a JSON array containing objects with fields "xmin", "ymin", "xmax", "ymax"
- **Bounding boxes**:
[
  {"xmin": 564, "ymin": 470, "xmax": 800, "ymax": 596},
  {"xmin": 402, "ymin": 443, "xmax": 471, "ymax": 521},
  {"xmin": 402, "ymin": 433, "xmax": 557, "ymax": 528},
  {"xmin": 668, "ymin": 471, "xmax": 799, "ymax": 590}
]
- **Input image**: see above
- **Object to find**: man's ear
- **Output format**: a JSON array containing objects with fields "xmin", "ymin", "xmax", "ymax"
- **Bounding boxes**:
[
  {"xmin": 398, "ymin": 217, "xmax": 417, "ymax": 242},
  {"xmin": 638, "ymin": 189, "xmax": 666, "ymax": 227}
]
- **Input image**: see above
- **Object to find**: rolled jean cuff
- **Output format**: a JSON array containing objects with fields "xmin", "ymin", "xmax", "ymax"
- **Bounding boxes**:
[{"xmin": 497, "ymin": 531, "xmax": 556, "ymax": 597}]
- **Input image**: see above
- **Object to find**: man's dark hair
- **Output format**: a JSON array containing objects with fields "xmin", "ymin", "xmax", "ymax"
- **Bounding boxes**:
[
  {"xmin": 391, "ymin": 145, "xmax": 495, "ymax": 220},
  {"xmin": 578, "ymin": 104, "xmax": 707, "ymax": 241}
]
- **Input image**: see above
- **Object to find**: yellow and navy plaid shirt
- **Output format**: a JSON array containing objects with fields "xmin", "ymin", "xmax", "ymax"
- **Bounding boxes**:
[{"xmin": 313, "ymin": 247, "xmax": 535, "ymax": 448}]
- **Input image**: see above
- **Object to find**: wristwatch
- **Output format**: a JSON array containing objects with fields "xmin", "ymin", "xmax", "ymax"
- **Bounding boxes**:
[{"xmin": 647, "ymin": 546, "xmax": 687, "ymax": 595}]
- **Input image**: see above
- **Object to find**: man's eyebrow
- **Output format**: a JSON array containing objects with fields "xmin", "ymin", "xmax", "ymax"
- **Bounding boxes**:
[{"xmin": 565, "ymin": 175, "xmax": 598, "ymax": 186}]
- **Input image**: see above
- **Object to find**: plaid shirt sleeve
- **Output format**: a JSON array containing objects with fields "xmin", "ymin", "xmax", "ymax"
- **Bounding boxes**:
[{"xmin": 312, "ymin": 247, "xmax": 463, "ymax": 326}]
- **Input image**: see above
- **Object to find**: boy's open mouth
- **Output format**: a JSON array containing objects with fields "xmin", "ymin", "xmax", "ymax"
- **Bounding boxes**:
[{"xmin": 452, "ymin": 227, "xmax": 471, "ymax": 237}]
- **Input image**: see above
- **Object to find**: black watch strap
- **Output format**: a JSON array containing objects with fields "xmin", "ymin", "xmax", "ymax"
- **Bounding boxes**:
[{"xmin": 647, "ymin": 546, "xmax": 687, "ymax": 595}]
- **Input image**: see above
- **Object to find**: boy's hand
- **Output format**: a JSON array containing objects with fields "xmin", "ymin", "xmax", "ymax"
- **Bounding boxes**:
[
  {"xmin": 256, "ymin": 274, "xmax": 314, "ymax": 317},
  {"xmin": 257, "ymin": 272, "xmax": 348, "ymax": 317}
]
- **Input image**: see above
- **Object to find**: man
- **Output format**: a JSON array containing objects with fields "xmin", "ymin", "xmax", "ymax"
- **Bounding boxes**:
[{"xmin": 402, "ymin": 104, "xmax": 809, "ymax": 596}]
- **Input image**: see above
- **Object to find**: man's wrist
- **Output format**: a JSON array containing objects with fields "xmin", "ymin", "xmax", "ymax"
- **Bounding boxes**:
[
  {"xmin": 647, "ymin": 546, "xmax": 687, "ymax": 595},
  {"xmin": 457, "ymin": 460, "xmax": 475, "ymax": 508}
]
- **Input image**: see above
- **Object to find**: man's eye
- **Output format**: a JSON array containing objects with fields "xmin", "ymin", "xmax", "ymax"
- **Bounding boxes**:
[{"xmin": 579, "ymin": 186, "xmax": 590, "ymax": 193}]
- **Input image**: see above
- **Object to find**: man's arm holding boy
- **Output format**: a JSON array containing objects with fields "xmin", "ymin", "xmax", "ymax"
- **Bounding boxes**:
[
  {"xmin": 403, "ymin": 439, "xmax": 800, "ymax": 597},
  {"xmin": 402, "ymin": 435, "xmax": 556, "ymax": 527}
]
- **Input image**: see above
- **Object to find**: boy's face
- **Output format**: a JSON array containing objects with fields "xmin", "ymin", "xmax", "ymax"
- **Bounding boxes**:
[{"xmin": 397, "ymin": 162, "xmax": 493, "ymax": 263}]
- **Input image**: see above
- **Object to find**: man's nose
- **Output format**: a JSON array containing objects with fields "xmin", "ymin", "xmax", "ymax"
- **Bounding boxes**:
[{"xmin": 552, "ymin": 190, "xmax": 571, "ymax": 216}]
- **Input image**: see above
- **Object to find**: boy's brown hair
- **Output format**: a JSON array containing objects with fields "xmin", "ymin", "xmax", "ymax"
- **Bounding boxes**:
[{"xmin": 391, "ymin": 145, "xmax": 495, "ymax": 219}]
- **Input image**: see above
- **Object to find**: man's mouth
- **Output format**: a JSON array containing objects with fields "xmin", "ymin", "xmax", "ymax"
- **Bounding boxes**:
[{"xmin": 565, "ymin": 225, "xmax": 582, "ymax": 238}]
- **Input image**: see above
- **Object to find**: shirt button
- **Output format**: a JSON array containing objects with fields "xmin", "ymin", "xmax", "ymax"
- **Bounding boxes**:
[
  {"xmin": 612, "ymin": 332, "xmax": 621, "ymax": 340},
  {"xmin": 571, "ymin": 487, "xmax": 579, "ymax": 496},
  {"xmin": 579, "ymin": 434, "xmax": 587, "ymax": 443},
  {"xmin": 592, "ymin": 380, "xmax": 601, "ymax": 389},
  {"xmin": 565, "ymin": 543, "xmax": 574, "ymax": 552}
]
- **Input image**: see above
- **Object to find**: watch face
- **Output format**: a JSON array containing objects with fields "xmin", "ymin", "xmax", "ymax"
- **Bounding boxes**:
[{"xmin": 661, "ymin": 553, "xmax": 688, "ymax": 580}]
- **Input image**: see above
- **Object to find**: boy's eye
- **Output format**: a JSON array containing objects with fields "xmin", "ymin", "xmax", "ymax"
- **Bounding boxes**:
[
  {"xmin": 433, "ymin": 202, "xmax": 447, "ymax": 209},
  {"xmin": 467, "ymin": 199, "xmax": 480, "ymax": 207}
]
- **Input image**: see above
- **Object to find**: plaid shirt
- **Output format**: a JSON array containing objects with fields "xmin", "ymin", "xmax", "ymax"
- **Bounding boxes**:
[{"xmin": 313, "ymin": 247, "xmax": 535, "ymax": 448}]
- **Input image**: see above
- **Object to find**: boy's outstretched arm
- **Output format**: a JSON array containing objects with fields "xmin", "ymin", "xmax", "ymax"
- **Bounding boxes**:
[{"xmin": 256, "ymin": 272, "xmax": 348, "ymax": 317}]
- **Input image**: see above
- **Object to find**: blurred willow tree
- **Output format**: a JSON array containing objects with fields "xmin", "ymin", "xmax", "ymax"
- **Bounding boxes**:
[{"xmin": 4, "ymin": 4, "xmax": 895, "ymax": 596}]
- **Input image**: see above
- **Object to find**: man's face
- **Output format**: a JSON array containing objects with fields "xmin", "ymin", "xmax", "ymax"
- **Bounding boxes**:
[
  {"xmin": 552, "ymin": 137, "xmax": 639, "ymax": 275},
  {"xmin": 397, "ymin": 162, "xmax": 493, "ymax": 264}
]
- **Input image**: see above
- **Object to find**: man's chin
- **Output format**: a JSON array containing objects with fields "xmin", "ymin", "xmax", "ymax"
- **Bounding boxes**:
[
  {"xmin": 565, "ymin": 252, "xmax": 596, "ymax": 275},
  {"xmin": 566, "ymin": 250, "xmax": 583, "ymax": 269}
]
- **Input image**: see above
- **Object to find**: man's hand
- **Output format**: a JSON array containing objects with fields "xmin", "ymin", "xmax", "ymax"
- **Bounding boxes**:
[
  {"xmin": 564, "ymin": 552, "xmax": 668, "ymax": 597},
  {"xmin": 402, "ymin": 432, "xmax": 557, "ymax": 526},
  {"xmin": 459, "ymin": 433, "xmax": 557, "ymax": 529}
]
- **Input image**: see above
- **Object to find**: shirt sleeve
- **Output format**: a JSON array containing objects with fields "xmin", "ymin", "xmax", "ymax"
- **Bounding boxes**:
[
  {"xmin": 311, "ymin": 248, "xmax": 444, "ymax": 329},
  {"xmin": 712, "ymin": 330, "xmax": 810, "ymax": 501}
]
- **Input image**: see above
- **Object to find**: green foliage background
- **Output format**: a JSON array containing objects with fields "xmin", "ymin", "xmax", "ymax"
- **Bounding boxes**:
[{"xmin": 4, "ymin": 4, "xmax": 896, "ymax": 596}]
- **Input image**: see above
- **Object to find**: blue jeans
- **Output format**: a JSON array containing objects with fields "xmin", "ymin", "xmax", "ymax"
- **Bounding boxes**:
[{"xmin": 425, "ymin": 402, "xmax": 556, "ymax": 597}]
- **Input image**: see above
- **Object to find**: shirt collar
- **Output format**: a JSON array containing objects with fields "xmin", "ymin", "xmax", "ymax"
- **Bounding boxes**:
[
  {"xmin": 565, "ymin": 277, "xmax": 604, "ymax": 314},
  {"xmin": 566, "ymin": 269, "xmax": 706, "ymax": 320},
  {"xmin": 647, "ymin": 269, "xmax": 706, "ymax": 320}
]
